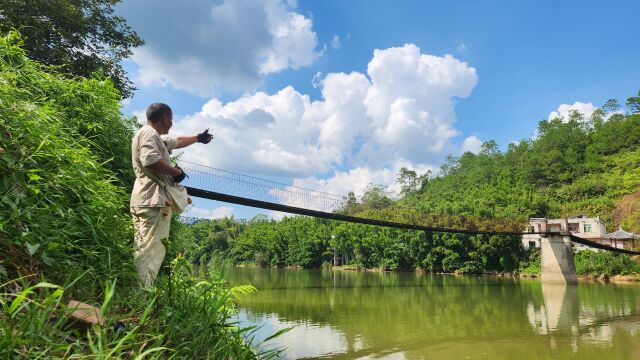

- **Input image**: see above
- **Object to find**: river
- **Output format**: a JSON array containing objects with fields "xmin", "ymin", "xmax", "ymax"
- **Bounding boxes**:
[{"xmin": 225, "ymin": 267, "xmax": 640, "ymax": 359}]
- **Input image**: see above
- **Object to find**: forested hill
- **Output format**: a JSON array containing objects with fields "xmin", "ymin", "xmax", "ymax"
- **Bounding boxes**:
[
  {"xmin": 180, "ymin": 94, "xmax": 640, "ymax": 273},
  {"xmin": 400, "ymin": 102, "xmax": 640, "ymax": 233}
]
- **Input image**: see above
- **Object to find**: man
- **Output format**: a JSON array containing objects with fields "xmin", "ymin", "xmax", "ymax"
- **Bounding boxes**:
[{"xmin": 130, "ymin": 103, "xmax": 213, "ymax": 287}]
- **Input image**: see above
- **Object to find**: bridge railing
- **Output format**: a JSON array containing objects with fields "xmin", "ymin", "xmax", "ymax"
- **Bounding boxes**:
[{"xmin": 178, "ymin": 160, "xmax": 640, "ymax": 255}]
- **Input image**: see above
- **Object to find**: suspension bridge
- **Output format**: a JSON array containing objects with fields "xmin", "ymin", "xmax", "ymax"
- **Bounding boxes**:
[{"xmin": 177, "ymin": 160, "xmax": 639, "ymax": 283}]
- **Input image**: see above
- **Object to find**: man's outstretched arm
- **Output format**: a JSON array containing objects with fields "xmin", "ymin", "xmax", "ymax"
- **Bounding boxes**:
[
  {"xmin": 176, "ymin": 129, "xmax": 213, "ymax": 149},
  {"xmin": 176, "ymin": 135, "xmax": 197, "ymax": 149}
]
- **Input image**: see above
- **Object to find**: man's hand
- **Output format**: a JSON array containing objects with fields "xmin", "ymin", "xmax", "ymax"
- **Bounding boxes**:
[
  {"xmin": 173, "ymin": 166, "xmax": 187, "ymax": 183},
  {"xmin": 197, "ymin": 129, "xmax": 213, "ymax": 144}
]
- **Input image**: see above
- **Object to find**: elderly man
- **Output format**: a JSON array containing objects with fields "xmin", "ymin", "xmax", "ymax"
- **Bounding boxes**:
[{"xmin": 130, "ymin": 103, "xmax": 212, "ymax": 287}]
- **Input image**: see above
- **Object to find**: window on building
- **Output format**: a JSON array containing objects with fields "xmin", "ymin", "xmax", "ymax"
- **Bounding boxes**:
[
  {"xmin": 584, "ymin": 224, "xmax": 592, "ymax": 233},
  {"xmin": 568, "ymin": 223, "xmax": 579, "ymax": 233},
  {"xmin": 529, "ymin": 241, "xmax": 536, "ymax": 248}
]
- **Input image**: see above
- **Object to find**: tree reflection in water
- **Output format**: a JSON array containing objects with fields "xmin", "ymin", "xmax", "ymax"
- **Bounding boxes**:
[{"xmin": 227, "ymin": 268, "xmax": 640, "ymax": 359}]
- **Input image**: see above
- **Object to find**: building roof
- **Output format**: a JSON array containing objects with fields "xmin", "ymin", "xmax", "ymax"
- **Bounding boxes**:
[{"xmin": 604, "ymin": 228, "xmax": 639, "ymax": 240}]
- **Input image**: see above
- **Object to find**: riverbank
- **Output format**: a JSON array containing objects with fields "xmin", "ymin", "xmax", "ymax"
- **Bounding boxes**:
[
  {"xmin": 1, "ymin": 259, "xmax": 272, "ymax": 358},
  {"xmin": 232, "ymin": 262, "xmax": 640, "ymax": 283}
]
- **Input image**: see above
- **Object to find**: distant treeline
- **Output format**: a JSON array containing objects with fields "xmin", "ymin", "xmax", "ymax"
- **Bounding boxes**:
[{"xmin": 180, "ymin": 94, "xmax": 640, "ymax": 273}]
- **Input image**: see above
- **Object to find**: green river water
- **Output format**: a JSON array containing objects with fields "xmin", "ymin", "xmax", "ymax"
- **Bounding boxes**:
[{"xmin": 226, "ymin": 267, "xmax": 640, "ymax": 359}]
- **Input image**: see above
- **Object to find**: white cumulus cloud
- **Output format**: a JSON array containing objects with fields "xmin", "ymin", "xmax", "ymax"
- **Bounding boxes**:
[
  {"xmin": 132, "ymin": 109, "xmax": 146, "ymax": 125},
  {"xmin": 548, "ymin": 101, "xmax": 598, "ymax": 122},
  {"xmin": 461, "ymin": 135, "xmax": 483, "ymax": 154},
  {"xmin": 119, "ymin": 0, "xmax": 319, "ymax": 97},
  {"xmin": 292, "ymin": 160, "xmax": 435, "ymax": 199},
  {"xmin": 184, "ymin": 206, "xmax": 234, "ymax": 219},
  {"xmin": 166, "ymin": 44, "xmax": 477, "ymax": 196}
]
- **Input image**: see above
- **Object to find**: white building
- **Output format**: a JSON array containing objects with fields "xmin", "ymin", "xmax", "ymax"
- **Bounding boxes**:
[{"xmin": 522, "ymin": 216, "xmax": 607, "ymax": 251}]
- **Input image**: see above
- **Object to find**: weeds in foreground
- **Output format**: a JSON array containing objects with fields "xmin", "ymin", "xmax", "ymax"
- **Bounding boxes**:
[{"xmin": 0, "ymin": 260, "xmax": 287, "ymax": 359}]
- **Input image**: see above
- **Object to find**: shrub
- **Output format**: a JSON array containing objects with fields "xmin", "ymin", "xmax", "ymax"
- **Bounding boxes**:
[
  {"xmin": 0, "ymin": 32, "xmax": 135, "ymax": 294},
  {"xmin": 574, "ymin": 250, "xmax": 640, "ymax": 277}
]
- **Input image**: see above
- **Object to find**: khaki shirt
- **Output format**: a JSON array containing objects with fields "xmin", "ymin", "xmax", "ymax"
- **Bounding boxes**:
[{"xmin": 130, "ymin": 125, "xmax": 178, "ymax": 208}]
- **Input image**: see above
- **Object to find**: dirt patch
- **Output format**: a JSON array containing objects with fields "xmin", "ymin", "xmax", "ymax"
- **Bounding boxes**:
[
  {"xmin": 613, "ymin": 191, "xmax": 640, "ymax": 233},
  {"xmin": 609, "ymin": 274, "xmax": 640, "ymax": 282}
]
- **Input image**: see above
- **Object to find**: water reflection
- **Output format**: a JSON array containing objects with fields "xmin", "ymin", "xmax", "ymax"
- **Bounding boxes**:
[
  {"xmin": 226, "ymin": 268, "xmax": 640, "ymax": 359},
  {"xmin": 527, "ymin": 283, "xmax": 579, "ymax": 335},
  {"xmin": 524, "ymin": 282, "xmax": 640, "ymax": 357}
]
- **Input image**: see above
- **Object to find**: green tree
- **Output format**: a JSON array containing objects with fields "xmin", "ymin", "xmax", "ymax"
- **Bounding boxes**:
[
  {"xmin": 603, "ymin": 98, "xmax": 620, "ymax": 114},
  {"xmin": 626, "ymin": 90, "xmax": 640, "ymax": 114},
  {"xmin": 396, "ymin": 167, "xmax": 431, "ymax": 196},
  {"xmin": 0, "ymin": 0, "xmax": 144, "ymax": 98},
  {"xmin": 361, "ymin": 184, "xmax": 393, "ymax": 209}
]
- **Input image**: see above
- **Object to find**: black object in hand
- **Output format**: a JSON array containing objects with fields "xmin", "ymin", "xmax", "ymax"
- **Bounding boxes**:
[
  {"xmin": 197, "ymin": 129, "xmax": 213, "ymax": 144},
  {"xmin": 173, "ymin": 167, "xmax": 187, "ymax": 183}
]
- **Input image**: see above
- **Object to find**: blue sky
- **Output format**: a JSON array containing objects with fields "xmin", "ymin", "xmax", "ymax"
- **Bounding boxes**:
[{"xmin": 117, "ymin": 0, "xmax": 640, "ymax": 220}]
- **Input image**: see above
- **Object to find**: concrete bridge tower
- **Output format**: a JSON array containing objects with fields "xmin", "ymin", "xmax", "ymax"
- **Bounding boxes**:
[
  {"xmin": 539, "ymin": 219, "xmax": 577, "ymax": 284},
  {"xmin": 540, "ymin": 234, "xmax": 577, "ymax": 284}
]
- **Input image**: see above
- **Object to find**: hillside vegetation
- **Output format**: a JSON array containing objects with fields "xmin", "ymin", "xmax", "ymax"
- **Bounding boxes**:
[
  {"xmin": 0, "ymin": 33, "xmax": 267, "ymax": 358},
  {"xmin": 180, "ymin": 92, "xmax": 640, "ymax": 275}
]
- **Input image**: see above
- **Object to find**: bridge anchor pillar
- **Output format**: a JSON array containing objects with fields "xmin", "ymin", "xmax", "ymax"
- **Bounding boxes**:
[{"xmin": 540, "ymin": 234, "xmax": 577, "ymax": 284}]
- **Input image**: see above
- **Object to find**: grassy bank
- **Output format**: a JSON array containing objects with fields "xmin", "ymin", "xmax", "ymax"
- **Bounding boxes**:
[
  {"xmin": 1, "ymin": 259, "xmax": 276, "ymax": 358},
  {"xmin": 0, "ymin": 32, "xmax": 274, "ymax": 358},
  {"xmin": 517, "ymin": 248, "xmax": 640, "ymax": 280},
  {"xmin": 233, "ymin": 246, "xmax": 640, "ymax": 283}
]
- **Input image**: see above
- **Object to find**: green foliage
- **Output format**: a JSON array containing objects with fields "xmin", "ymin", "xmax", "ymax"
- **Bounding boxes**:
[
  {"xmin": 0, "ymin": 0, "xmax": 144, "ymax": 98},
  {"xmin": 182, "ymin": 216, "xmax": 523, "ymax": 274},
  {"xmin": 361, "ymin": 184, "xmax": 393, "ymax": 209},
  {"xmin": 404, "ymin": 103, "xmax": 640, "ymax": 228},
  {"xmin": 574, "ymin": 251, "xmax": 640, "ymax": 277},
  {"xmin": 0, "ymin": 32, "xmax": 135, "ymax": 291},
  {"xmin": 0, "ymin": 33, "xmax": 273, "ymax": 358},
  {"xmin": 0, "ymin": 265, "xmax": 275, "ymax": 359},
  {"xmin": 153, "ymin": 257, "xmax": 277, "ymax": 359},
  {"xmin": 0, "ymin": 277, "xmax": 169, "ymax": 358},
  {"xmin": 627, "ymin": 90, "xmax": 640, "ymax": 114},
  {"xmin": 180, "ymin": 91, "xmax": 640, "ymax": 277},
  {"xmin": 226, "ymin": 217, "xmax": 333, "ymax": 268},
  {"xmin": 518, "ymin": 248, "xmax": 541, "ymax": 274},
  {"xmin": 396, "ymin": 166, "xmax": 431, "ymax": 196}
]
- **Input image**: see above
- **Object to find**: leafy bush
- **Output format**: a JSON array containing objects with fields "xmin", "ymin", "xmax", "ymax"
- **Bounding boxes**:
[
  {"xmin": 0, "ymin": 32, "xmax": 135, "ymax": 293},
  {"xmin": 0, "ymin": 33, "xmax": 274, "ymax": 358},
  {"xmin": 574, "ymin": 250, "xmax": 640, "ymax": 277},
  {"xmin": 155, "ymin": 257, "xmax": 281, "ymax": 359},
  {"xmin": 518, "ymin": 248, "xmax": 541, "ymax": 274}
]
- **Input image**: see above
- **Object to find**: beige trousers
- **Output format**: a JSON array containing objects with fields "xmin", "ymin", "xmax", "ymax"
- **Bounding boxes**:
[{"xmin": 131, "ymin": 206, "xmax": 172, "ymax": 288}]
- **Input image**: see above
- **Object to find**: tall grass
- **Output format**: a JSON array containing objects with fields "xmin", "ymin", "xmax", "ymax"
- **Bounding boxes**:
[
  {"xmin": 0, "ymin": 276, "xmax": 168, "ymax": 358},
  {"xmin": 0, "ymin": 31, "xmax": 136, "ymax": 295},
  {"xmin": 0, "ymin": 261, "xmax": 284, "ymax": 358}
]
